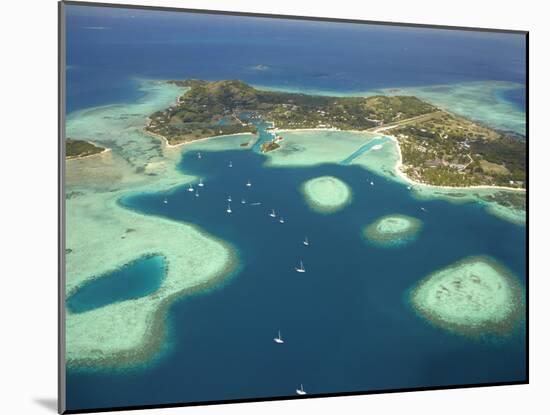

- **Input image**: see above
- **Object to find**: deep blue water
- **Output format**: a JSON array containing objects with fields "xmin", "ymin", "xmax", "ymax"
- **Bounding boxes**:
[
  {"xmin": 66, "ymin": 147, "xmax": 526, "ymax": 411},
  {"xmin": 64, "ymin": 4, "xmax": 527, "ymax": 411},
  {"xmin": 65, "ymin": 4, "xmax": 526, "ymax": 114},
  {"xmin": 497, "ymin": 86, "xmax": 527, "ymax": 112},
  {"xmin": 67, "ymin": 255, "xmax": 166, "ymax": 313}
]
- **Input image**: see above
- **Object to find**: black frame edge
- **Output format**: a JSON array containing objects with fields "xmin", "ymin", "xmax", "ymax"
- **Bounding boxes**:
[{"xmin": 58, "ymin": 1, "xmax": 67, "ymax": 414}]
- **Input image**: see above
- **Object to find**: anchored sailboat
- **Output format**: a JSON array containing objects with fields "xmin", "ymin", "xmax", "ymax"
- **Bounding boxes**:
[
  {"xmin": 269, "ymin": 209, "xmax": 276, "ymax": 218},
  {"xmin": 303, "ymin": 236, "xmax": 309, "ymax": 246},
  {"xmin": 296, "ymin": 384, "xmax": 307, "ymax": 395},
  {"xmin": 197, "ymin": 152, "xmax": 202, "ymax": 159},
  {"xmin": 241, "ymin": 198, "xmax": 246, "ymax": 204},
  {"xmin": 295, "ymin": 260, "xmax": 306, "ymax": 273},
  {"xmin": 226, "ymin": 203, "xmax": 232, "ymax": 214},
  {"xmin": 188, "ymin": 184, "xmax": 194, "ymax": 192},
  {"xmin": 246, "ymin": 180, "xmax": 252, "ymax": 187},
  {"xmin": 273, "ymin": 330, "xmax": 284, "ymax": 344},
  {"xmin": 227, "ymin": 195, "xmax": 232, "ymax": 202},
  {"xmin": 195, "ymin": 191, "xmax": 199, "ymax": 198},
  {"xmin": 163, "ymin": 197, "xmax": 168, "ymax": 204},
  {"xmin": 198, "ymin": 178, "xmax": 204, "ymax": 187},
  {"xmin": 279, "ymin": 217, "xmax": 285, "ymax": 223},
  {"xmin": 228, "ymin": 160, "xmax": 233, "ymax": 168}
]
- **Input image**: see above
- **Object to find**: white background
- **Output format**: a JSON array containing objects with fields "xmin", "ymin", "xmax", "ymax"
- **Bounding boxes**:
[{"xmin": 0, "ymin": 0, "xmax": 546, "ymax": 413}]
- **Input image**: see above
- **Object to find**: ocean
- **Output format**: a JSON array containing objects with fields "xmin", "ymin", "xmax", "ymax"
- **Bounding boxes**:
[
  {"xmin": 65, "ymin": 5, "xmax": 526, "ymax": 114},
  {"xmin": 64, "ymin": 4, "xmax": 527, "ymax": 411}
]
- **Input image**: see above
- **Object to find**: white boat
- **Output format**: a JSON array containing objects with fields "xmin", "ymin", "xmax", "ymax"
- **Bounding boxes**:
[
  {"xmin": 226, "ymin": 203, "xmax": 232, "ymax": 214},
  {"xmin": 295, "ymin": 260, "xmax": 306, "ymax": 273},
  {"xmin": 370, "ymin": 181, "xmax": 374, "ymax": 186},
  {"xmin": 279, "ymin": 217, "xmax": 285, "ymax": 223},
  {"xmin": 197, "ymin": 152, "xmax": 202, "ymax": 159},
  {"xmin": 303, "ymin": 236, "xmax": 309, "ymax": 246},
  {"xmin": 188, "ymin": 185, "xmax": 194, "ymax": 192},
  {"xmin": 227, "ymin": 195, "xmax": 232, "ymax": 202},
  {"xmin": 420, "ymin": 207, "xmax": 427, "ymax": 212},
  {"xmin": 296, "ymin": 384, "xmax": 307, "ymax": 395},
  {"xmin": 163, "ymin": 198, "xmax": 168, "ymax": 204},
  {"xmin": 251, "ymin": 202, "xmax": 262, "ymax": 206},
  {"xmin": 407, "ymin": 185, "xmax": 412, "ymax": 190},
  {"xmin": 198, "ymin": 178, "xmax": 204, "ymax": 187},
  {"xmin": 269, "ymin": 209, "xmax": 276, "ymax": 218},
  {"xmin": 195, "ymin": 192, "xmax": 199, "ymax": 198},
  {"xmin": 273, "ymin": 330, "xmax": 284, "ymax": 344},
  {"xmin": 241, "ymin": 198, "xmax": 246, "ymax": 204},
  {"xmin": 246, "ymin": 180, "xmax": 252, "ymax": 187},
  {"xmin": 228, "ymin": 161, "xmax": 233, "ymax": 168}
]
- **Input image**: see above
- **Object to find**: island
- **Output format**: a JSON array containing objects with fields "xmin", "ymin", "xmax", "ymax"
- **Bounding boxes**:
[
  {"xmin": 146, "ymin": 79, "xmax": 526, "ymax": 190},
  {"xmin": 363, "ymin": 214, "xmax": 423, "ymax": 247},
  {"xmin": 409, "ymin": 256, "xmax": 524, "ymax": 336},
  {"xmin": 387, "ymin": 111, "xmax": 526, "ymax": 188},
  {"xmin": 66, "ymin": 138, "xmax": 106, "ymax": 159},
  {"xmin": 301, "ymin": 176, "xmax": 352, "ymax": 213}
]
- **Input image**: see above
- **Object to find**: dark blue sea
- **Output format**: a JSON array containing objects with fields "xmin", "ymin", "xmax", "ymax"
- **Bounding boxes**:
[
  {"xmin": 65, "ymin": 5, "xmax": 526, "ymax": 114},
  {"xmin": 64, "ymin": 4, "xmax": 527, "ymax": 412}
]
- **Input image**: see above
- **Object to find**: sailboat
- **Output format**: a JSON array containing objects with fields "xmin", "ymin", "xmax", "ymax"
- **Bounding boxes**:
[
  {"xmin": 370, "ymin": 181, "xmax": 375, "ymax": 186},
  {"xmin": 197, "ymin": 152, "xmax": 202, "ymax": 159},
  {"xmin": 269, "ymin": 209, "xmax": 276, "ymax": 218},
  {"xmin": 303, "ymin": 236, "xmax": 309, "ymax": 246},
  {"xmin": 246, "ymin": 180, "xmax": 252, "ymax": 187},
  {"xmin": 195, "ymin": 191, "xmax": 199, "ymax": 198},
  {"xmin": 187, "ymin": 184, "xmax": 194, "ymax": 192},
  {"xmin": 279, "ymin": 217, "xmax": 285, "ymax": 224},
  {"xmin": 198, "ymin": 178, "xmax": 204, "ymax": 187},
  {"xmin": 295, "ymin": 260, "xmax": 306, "ymax": 273},
  {"xmin": 273, "ymin": 330, "xmax": 284, "ymax": 344},
  {"xmin": 228, "ymin": 161, "xmax": 233, "ymax": 168},
  {"xmin": 226, "ymin": 203, "xmax": 232, "ymax": 214},
  {"xmin": 420, "ymin": 207, "xmax": 427, "ymax": 212},
  {"xmin": 227, "ymin": 195, "xmax": 232, "ymax": 202},
  {"xmin": 296, "ymin": 384, "xmax": 307, "ymax": 395},
  {"xmin": 163, "ymin": 197, "xmax": 168, "ymax": 204},
  {"xmin": 241, "ymin": 198, "xmax": 246, "ymax": 204}
]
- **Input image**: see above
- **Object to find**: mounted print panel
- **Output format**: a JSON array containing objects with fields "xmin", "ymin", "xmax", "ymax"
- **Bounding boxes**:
[{"xmin": 59, "ymin": 1, "xmax": 527, "ymax": 413}]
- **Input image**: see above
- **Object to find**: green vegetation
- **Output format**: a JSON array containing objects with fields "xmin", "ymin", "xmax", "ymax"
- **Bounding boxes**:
[
  {"xmin": 392, "ymin": 112, "xmax": 526, "ymax": 188},
  {"xmin": 147, "ymin": 79, "xmax": 436, "ymax": 145},
  {"xmin": 148, "ymin": 79, "xmax": 525, "ymax": 189},
  {"xmin": 260, "ymin": 140, "xmax": 281, "ymax": 153},
  {"xmin": 66, "ymin": 139, "xmax": 105, "ymax": 159}
]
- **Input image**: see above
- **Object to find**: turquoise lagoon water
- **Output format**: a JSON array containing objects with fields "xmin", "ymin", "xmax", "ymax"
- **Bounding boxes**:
[
  {"xmin": 67, "ymin": 143, "xmax": 526, "ymax": 410},
  {"xmin": 65, "ymin": 4, "xmax": 527, "ymax": 411},
  {"xmin": 67, "ymin": 255, "xmax": 166, "ymax": 314}
]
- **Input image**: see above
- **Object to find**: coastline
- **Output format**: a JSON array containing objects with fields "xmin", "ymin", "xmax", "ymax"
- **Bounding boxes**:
[
  {"xmin": 66, "ymin": 147, "xmax": 111, "ymax": 161},
  {"xmin": 64, "ymin": 79, "xmax": 526, "ymax": 369},
  {"xmin": 144, "ymin": 123, "xmax": 255, "ymax": 149},
  {"xmin": 384, "ymin": 133, "xmax": 526, "ymax": 193},
  {"xmin": 270, "ymin": 125, "xmax": 525, "ymax": 193},
  {"xmin": 65, "ymin": 81, "xmax": 241, "ymax": 369}
]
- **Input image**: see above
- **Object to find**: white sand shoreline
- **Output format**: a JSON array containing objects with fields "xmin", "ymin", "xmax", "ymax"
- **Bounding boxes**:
[
  {"xmin": 66, "ymin": 146, "xmax": 111, "ymax": 161},
  {"xmin": 144, "ymin": 125, "xmax": 254, "ymax": 149},
  {"xmin": 266, "ymin": 125, "xmax": 525, "ymax": 193},
  {"xmin": 383, "ymin": 133, "xmax": 526, "ymax": 193}
]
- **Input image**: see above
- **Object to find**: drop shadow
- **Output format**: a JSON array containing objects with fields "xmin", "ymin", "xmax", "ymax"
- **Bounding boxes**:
[{"xmin": 34, "ymin": 398, "xmax": 57, "ymax": 413}]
